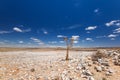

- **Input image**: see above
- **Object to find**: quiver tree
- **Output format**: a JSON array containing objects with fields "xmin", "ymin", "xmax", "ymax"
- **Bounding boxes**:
[{"xmin": 57, "ymin": 35, "xmax": 79, "ymax": 60}]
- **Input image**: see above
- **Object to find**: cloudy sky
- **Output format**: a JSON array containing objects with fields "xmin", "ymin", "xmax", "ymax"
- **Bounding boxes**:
[{"xmin": 0, "ymin": 0, "xmax": 120, "ymax": 47}]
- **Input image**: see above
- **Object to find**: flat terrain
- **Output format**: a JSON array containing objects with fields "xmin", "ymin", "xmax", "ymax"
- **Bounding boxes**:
[{"xmin": 0, "ymin": 48, "xmax": 120, "ymax": 80}]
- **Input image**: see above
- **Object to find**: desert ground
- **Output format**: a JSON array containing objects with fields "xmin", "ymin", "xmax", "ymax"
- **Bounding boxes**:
[{"xmin": 0, "ymin": 48, "xmax": 120, "ymax": 80}]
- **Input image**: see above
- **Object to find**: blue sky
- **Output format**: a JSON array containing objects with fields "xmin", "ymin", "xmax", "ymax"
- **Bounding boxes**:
[{"xmin": 0, "ymin": 0, "xmax": 120, "ymax": 47}]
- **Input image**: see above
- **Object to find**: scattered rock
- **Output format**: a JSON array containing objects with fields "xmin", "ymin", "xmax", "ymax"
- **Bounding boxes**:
[
  {"xmin": 1, "ymin": 49, "xmax": 120, "ymax": 80},
  {"xmin": 95, "ymin": 66, "xmax": 102, "ymax": 72},
  {"xmin": 101, "ymin": 65, "xmax": 106, "ymax": 71},
  {"xmin": 106, "ymin": 71, "xmax": 112, "ymax": 76},
  {"xmin": 81, "ymin": 74, "xmax": 87, "ymax": 78},
  {"xmin": 87, "ymin": 76, "xmax": 95, "ymax": 80},
  {"xmin": 108, "ymin": 68, "xmax": 114, "ymax": 73},
  {"xmin": 88, "ymin": 61, "xmax": 92, "ymax": 66},
  {"xmin": 98, "ymin": 59, "xmax": 102, "ymax": 63},
  {"xmin": 87, "ymin": 56, "xmax": 92, "ymax": 60},
  {"xmin": 93, "ymin": 61, "xmax": 98, "ymax": 64},
  {"xmin": 82, "ymin": 70, "xmax": 93, "ymax": 76},
  {"xmin": 101, "ymin": 61, "xmax": 109, "ymax": 66}
]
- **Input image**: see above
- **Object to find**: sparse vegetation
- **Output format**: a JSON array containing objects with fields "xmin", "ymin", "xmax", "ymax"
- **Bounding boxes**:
[
  {"xmin": 92, "ymin": 50, "xmax": 108, "ymax": 61},
  {"xmin": 52, "ymin": 76, "xmax": 60, "ymax": 80},
  {"xmin": 102, "ymin": 77, "xmax": 107, "ymax": 80},
  {"xmin": 1, "ymin": 48, "xmax": 120, "ymax": 80},
  {"xmin": 30, "ymin": 68, "xmax": 35, "ymax": 72},
  {"xmin": 58, "ymin": 35, "xmax": 79, "ymax": 60}
]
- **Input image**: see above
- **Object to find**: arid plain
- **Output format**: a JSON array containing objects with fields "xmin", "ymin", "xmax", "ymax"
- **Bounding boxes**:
[{"xmin": 0, "ymin": 48, "xmax": 120, "ymax": 80}]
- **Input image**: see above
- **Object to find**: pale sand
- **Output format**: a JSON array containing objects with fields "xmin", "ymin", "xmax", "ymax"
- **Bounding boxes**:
[
  {"xmin": 0, "ymin": 50, "xmax": 120, "ymax": 80},
  {"xmin": 0, "ymin": 50, "xmax": 94, "ymax": 80}
]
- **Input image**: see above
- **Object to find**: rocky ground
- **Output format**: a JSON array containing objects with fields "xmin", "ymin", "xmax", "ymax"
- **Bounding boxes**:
[{"xmin": 0, "ymin": 49, "xmax": 120, "ymax": 80}]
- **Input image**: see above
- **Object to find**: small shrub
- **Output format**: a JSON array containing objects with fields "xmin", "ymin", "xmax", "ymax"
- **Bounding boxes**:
[
  {"xmin": 30, "ymin": 68, "xmax": 35, "ymax": 72},
  {"xmin": 102, "ymin": 77, "xmax": 107, "ymax": 80},
  {"xmin": 92, "ymin": 50, "xmax": 108, "ymax": 61},
  {"xmin": 52, "ymin": 76, "xmax": 61, "ymax": 80}
]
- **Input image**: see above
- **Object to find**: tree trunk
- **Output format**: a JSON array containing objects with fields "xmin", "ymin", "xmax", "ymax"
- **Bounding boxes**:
[
  {"xmin": 65, "ymin": 39, "xmax": 69, "ymax": 60},
  {"xmin": 66, "ymin": 46, "xmax": 69, "ymax": 60}
]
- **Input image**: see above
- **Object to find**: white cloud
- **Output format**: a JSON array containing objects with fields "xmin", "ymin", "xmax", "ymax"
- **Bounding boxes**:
[
  {"xmin": 105, "ymin": 20, "xmax": 120, "ymax": 27},
  {"xmin": 19, "ymin": 41, "xmax": 24, "ymax": 44},
  {"xmin": 48, "ymin": 41, "xmax": 57, "ymax": 44},
  {"xmin": 41, "ymin": 29, "xmax": 48, "ymax": 34},
  {"xmin": 30, "ymin": 37, "xmax": 44, "ymax": 45},
  {"xmin": 94, "ymin": 9, "xmax": 99, "ymax": 13},
  {"xmin": 13, "ymin": 27, "xmax": 31, "ymax": 33},
  {"xmin": 73, "ymin": 41, "xmax": 78, "ymax": 44},
  {"xmin": 111, "ymin": 38, "xmax": 115, "ymax": 40},
  {"xmin": 96, "ymin": 35, "xmax": 106, "ymax": 38},
  {"xmin": 59, "ymin": 41, "xmax": 64, "ymax": 43},
  {"xmin": 13, "ymin": 27, "xmax": 22, "ymax": 32},
  {"xmin": 67, "ymin": 25, "xmax": 81, "ymax": 29},
  {"xmin": 86, "ymin": 31, "xmax": 90, "ymax": 33},
  {"xmin": 4, "ymin": 40, "xmax": 9, "ymax": 42},
  {"xmin": 38, "ymin": 42, "xmax": 44, "ymax": 45},
  {"xmin": 24, "ymin": 28, "xmax": 31, "ymax": 32},
  {"xmin": 30, "ymin": 37, "xmax": 41, "ymax": 43},
  {"xmin": 61, "ymin": 24, "xmax": 81, "ymax": 30},
  {"xmin": 72, "ymin": 35, "xmax": 79, "ymax": 40},
  {"xmin": 86, "ymin": 38, "xmax": 93, "ymax": 41},
  {"xmin": 71, "ymin": 35, "xmax": 79, "ymax": 44},
  {"xmin": 0, "ymin": 31, "xmax": 12, "ymax": 34},
  {"xmin": 82, "ymin": 40, "xmax": 85, "ymax": 43},
  {"xmin": 57, "ymin": 35, "xmax": 65, "ymax": 38},
  {"xmin": 113, "ymin": 28, "xmax": 120, "ymax": 33},
  {"xmin": 85, "ymin": 26, "xmax": 97, "ymax": 30},
  {"xmin": 43, "ymin": 31, "xmax": 48, "ymax": 34},
  {"xmin": 0, "ymin": 41, "xmax": 5, "ymax": 44},
  {"xmin": 108, "ymin": 34, "xmax": 118, "ymax": 38}
]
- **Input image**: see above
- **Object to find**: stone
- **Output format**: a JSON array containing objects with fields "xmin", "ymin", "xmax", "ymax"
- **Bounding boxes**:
[
  {"xmin": 108, "ymin": 68, "xmax": 114, "ymax": 73},
  {"xmin": 106, "ymin": 72, "xmax": 112, "ymax": 76},
  {"xmin": 113, "ymin": 56, "xmax": 118, "ymax": 60},
  {"xmin": 82, "ymin": 70, "xmax": 93, "ymax": 76},
  {"xmin": 101, "ymin": 62, "xmax": 109, "ymax": 66},
  {"xmin": 62, "ymin": 70, "xmax": 68, "ymax": 75},
  {"xmin": 8, "ymin": 78, "xmax": 13, "ymax": 80},
  {"xmin": 81, "ymin": 74, "xmax": 87, "ymax": 78},
  {"xmin": 95, "ymin": 66, "xmax": 102, "ymax": 72},
  {"xmin": 88, "ymin": 62, "xmax": 92, "ymax": 66},
  {"xmin": 87, "ymin": 76, "xmax": 95, "ymax": 80},
  {"xmin": 113, "ymin": 52, "xmax": 118, "ymax": 55},
  {"xmin": 101, "ymin": 65, "xmax": 106, "ymax": 71},
  {"xmin": 87, "ymin": 56, "xmax": 92, "ymax": 60},
  {"xmin": 61, "ymin": 76, "xmax": 70, "ymax": 80},
  {"xmin": 76, "ymin": 66, "xmax": 82, "ymax": 70},
  {"xmin": 114, "ymin": 60, "xmax": 120, "ymax": 66},
  {"xmin": 98, "ymin": 59, "xmax": 102, "ymax": 63},
  {"xmin": 81, "ymin": 63, "xmax": 87, "ymax": 69},
  {"xmin": 86, "ymin": 70, "xmax": 93, "ymax": 76},
  {"xmin": 93, "ymin": 61, "xmax": 98, "ymax": 64},
  {"xmin": 61, "ymin": 70, "xmax": 71, "ymax": 80}
]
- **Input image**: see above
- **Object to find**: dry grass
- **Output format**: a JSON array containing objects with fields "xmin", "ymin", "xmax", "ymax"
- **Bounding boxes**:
[{"xmin": 92, "ymin": 50, "xmax": 108, "ymax": 61}]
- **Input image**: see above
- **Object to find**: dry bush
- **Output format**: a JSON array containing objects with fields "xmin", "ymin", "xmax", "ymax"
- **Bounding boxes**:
[
  {"xmin": 102, "ymin": 77, "xmax": 107, "ymax": 80},
  {"xmin": 92, "ymin": 50, "xmax": 108, "ymax": 61},
  {"xmin": 52, "ymin": 76, "xmax": 62, "ymax": 80},
  {"xmin": 30, "ymin": 68, "xmax": 35, "ymax": 72}
]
